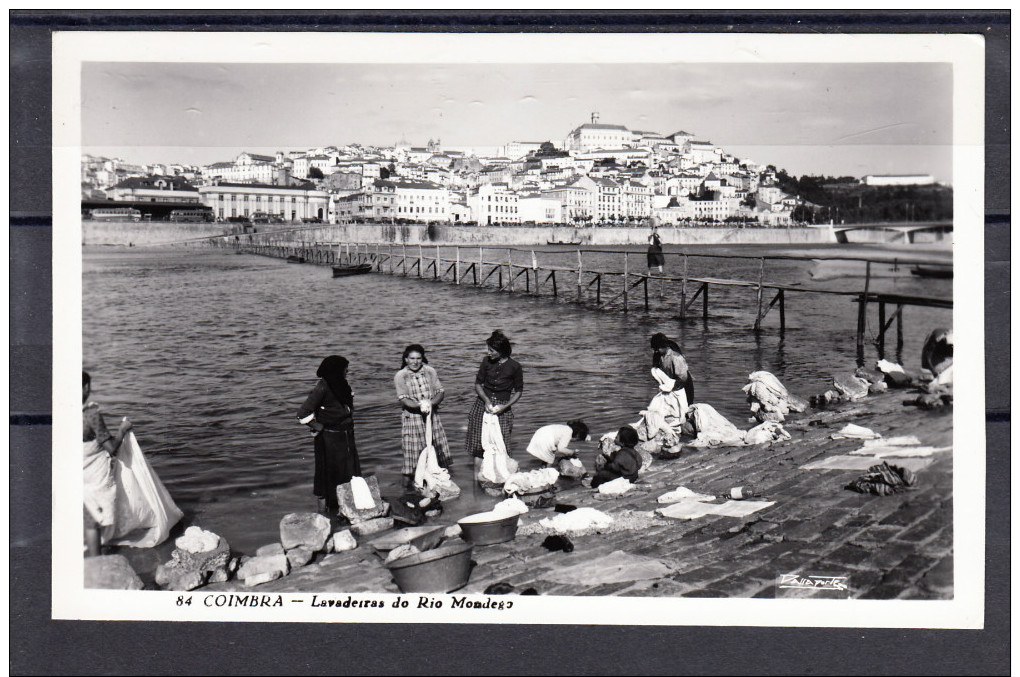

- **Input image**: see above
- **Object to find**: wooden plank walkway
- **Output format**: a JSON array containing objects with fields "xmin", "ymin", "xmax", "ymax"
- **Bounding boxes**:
[{"xmin": 221, "ymin": 240, "xmax": 952, "ymax": 364}]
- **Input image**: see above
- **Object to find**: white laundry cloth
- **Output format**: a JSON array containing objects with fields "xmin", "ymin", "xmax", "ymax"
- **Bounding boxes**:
[
  {"xmin": 104, "ymin": 432, "xmax": 183, "ymax": 548},
  {"xmin": 414, "ymin": 413, "xmax": 460, "ymax": 500},
  {"xmin": 479, "ymin": 412, "xmax": 519, "ymax": 484},
  {"xmin": 349, "ymin": 476, "xmax": 376, "ymax": 511},
  {"xmin": 830, "ymin": 423, "xmax": 881, "ymax": 440},
  {"xmin": 657, "ymin": 486, "xmax": 715, "ymax": 504},
  {"xmin": 539, "ymin": 507, "xmax": 614, "ymax": 534},
  {"xmin": 651, "ymin": 367, "xmax": 676, "ymax": 392},
  {"xmin": 597, "ymin": 477, "xmax": 634, "ymax": 496}
]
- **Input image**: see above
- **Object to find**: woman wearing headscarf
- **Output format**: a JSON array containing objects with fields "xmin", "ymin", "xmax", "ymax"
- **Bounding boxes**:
[
  {"xmin": 297, "ymin": 355, "xmax": 361, "ymax": 513},
  {"xmin": 650, "ymin": 332, "xmax": 695, "ymax": 406},
  {"xmin": 394, "ymin": 344, "xmax": 451, "ymax": 488},
  {"xmin": 82, "ymin": 371, "xmax": 132, "ymax": 557},
  {"xmin": 465, "ymin": 330, "xmax": 524, "ymax": 462}
]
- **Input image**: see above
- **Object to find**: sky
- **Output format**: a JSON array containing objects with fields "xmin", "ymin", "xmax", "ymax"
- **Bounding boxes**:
[{"xmin": 82, "ymin": 62, "xmax": 953, "ymax": 182}]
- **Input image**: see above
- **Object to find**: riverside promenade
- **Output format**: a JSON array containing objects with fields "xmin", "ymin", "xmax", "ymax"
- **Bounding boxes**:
[{"xmin": 206, "ymin": 388, "xmax": 953, "ymax": 599}]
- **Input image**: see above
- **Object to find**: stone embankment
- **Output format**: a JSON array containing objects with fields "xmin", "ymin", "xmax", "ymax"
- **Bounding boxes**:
[
  {"xmin": 83, "ymin": 220, "xmax": 835, "ymax": 248},
  {"xmin": 196, "ymin": 384, "xmax": 952, "ymax": 599}
]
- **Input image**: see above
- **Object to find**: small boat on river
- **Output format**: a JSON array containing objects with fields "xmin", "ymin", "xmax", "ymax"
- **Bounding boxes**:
[
  {"xmin": 547, "ymin": 240, "xmax": 582, "ymax": 246},
  {"xmin": 332, "ymin": 263, "xmax": 373, "ymax": 278},
  {"xmin": 910, "ymin": 265, "xmax": 953, "ymax": 279},
  {"xmin": 286, "ymin": 255, "xmax": 306, "ymax": 264}
]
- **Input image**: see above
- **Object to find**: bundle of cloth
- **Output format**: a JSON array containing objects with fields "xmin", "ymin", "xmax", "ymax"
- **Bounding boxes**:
[
  {"xmin": 685, "ymin": 403, "xmax": 791, "ymax": 448},
  {"xmin": 741, "ymin": 371, "xmax": 807, "ymax": 423},
  {"xmin": 845, "ymin": 461, "xmax": 917, "ymax": 496}
]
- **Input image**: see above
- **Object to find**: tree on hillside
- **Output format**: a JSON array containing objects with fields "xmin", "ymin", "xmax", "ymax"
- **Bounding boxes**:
[{"xmin": 308, "ymin": 167, "xmax": 324, "ymax": 179}]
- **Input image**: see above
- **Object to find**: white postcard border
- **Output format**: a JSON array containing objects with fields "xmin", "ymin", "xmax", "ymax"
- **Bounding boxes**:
[{"xmin": 52, "ymin": 30, "xmax": 985, "ymax": 627}]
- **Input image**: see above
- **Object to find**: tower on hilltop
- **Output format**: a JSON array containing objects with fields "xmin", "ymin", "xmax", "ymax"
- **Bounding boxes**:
[{"xmin": 591, "ymin": 111, "xmax": 600, "ymax": 124}]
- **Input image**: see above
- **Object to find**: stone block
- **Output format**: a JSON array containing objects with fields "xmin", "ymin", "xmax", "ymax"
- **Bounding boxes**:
[
  {"xmin": 879, "ymin": 502, "xmax": 932, "ymax": 528},
  {"xmin": 884, "ymin": 371, "xmax": 913, "ymax": 388},
  {"xmin": 350, "ymin": 517, "xmax": 394, "ymax": 537},
  {"xmin": 155, "ymin": 564, "xmax": 206, "ymax": 591},
  {"xmin": 244, "ymin": 571, "xmax": 283, "ymax": 587},
  {"xmin": 279, "ymin": 512, "xmax": 332, "ymax": 552},
  {"xmin": 286, "ymin": 546, "xmax": 315, "ymax": 569},
  {"xmin": 256, "ymin": 543, "xmax": 285, "ymax": 558},
  {"xmin": 173, "ymin": 534, "xmax": 231, "ymax": 572},
  {"xmin": 832, "ymin": 373, "xmax": 870, "ymax": 401},
  {"xmin": 331, "ymin": 529, "xmax": 358, "ymax": 552},
  {"xmin": 336, "ymin": 476, "xmax": 387, "ymax": 524},
  {"xmin": 237, "ymin": 554, "xmax": 289, "ymax": 584},
  {"xmin": 207, "ymin": 568, "xmax": 230, "ymax": 584},
  {"xmin": 825, "ymin": 543, "xmax": 871, "ymax": 567},
  {"xmin": 919, "ymin": 556, "xmax": 953, "ymax": 593},
  {"xmin": 896, "ymin": 514, "xmax": 948, "ymax": 544},
  {"xmin": 84, "ymin": 555, "xmax": 144, "ymax": 590},
  {"xmin": 156, "ymin": 534, "xmax": 232, "ymax": 590}
]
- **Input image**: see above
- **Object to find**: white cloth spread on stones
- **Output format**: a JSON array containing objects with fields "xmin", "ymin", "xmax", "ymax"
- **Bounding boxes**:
[{"xmin": 686, "ymin": 403, "xmax": 746, "ymax": 447}]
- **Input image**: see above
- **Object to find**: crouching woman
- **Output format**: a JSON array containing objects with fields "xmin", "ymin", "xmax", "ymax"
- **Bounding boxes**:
[{"xmin": 590, "ymin": 425, "xmax": 642, "ymax": 489}]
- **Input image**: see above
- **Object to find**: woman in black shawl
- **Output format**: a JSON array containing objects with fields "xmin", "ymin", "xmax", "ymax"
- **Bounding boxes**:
[{"xmin": 297, "ymin": 355, "xmax": 362, "ymax": 513}]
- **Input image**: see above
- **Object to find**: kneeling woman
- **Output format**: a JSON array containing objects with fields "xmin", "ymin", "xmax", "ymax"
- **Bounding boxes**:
[
  {"xmin": 465, "ymin": 330, "xmax": 524, "ymax": 466},
  {"xmin": 297, "ymin": 355, "xmax": 361, "ymax": 513},
  {"xmin": 394, "ymin": 344, "xmax": 452, "ymax": 487}
]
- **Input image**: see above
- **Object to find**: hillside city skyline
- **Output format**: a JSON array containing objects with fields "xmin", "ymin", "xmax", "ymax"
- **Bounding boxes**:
[{"xmin": 82, "ymin": 62, "xmax": 953, "ymax": 183}]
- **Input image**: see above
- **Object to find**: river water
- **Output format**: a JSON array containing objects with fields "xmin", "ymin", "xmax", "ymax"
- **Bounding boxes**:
[{"xmin": 82, "ymin": 243, "xmax": 951, "ymax": 556}]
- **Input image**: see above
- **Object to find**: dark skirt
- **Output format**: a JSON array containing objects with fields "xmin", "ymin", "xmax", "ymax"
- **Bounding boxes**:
[
  {"xmin": 647, "ymin": 245, "xmax": 665, "ymax": 268},
  {"xmin": 682, "ymin": 374, "xmax": 695, "ymax": 406},
  {"xmin": 464, "ymin": 396, "xmax": 514, "ymax": 459},
  {"xmin": 314, "ymin": 425, "xmax": 361, "ymax": 508}
]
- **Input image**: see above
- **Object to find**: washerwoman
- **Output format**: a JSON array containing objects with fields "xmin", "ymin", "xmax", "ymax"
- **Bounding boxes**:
[
  {"xmin": 650, "ymin": 332, "xmax": 695, "ymax": 407},
  {"xmin": 394, "ymin": 344, "xmax": 452, "ymax": 488},
  {"xmin": 82, "ymin": 371, "xmax": 132, "ymax": 557},
  {"xmin": 465, "ymin": 330, "xmax": 523, "ymax": 468},
  {"xmin": 297, "ymin": 355, "xmax": 361, "ymax": 513}
]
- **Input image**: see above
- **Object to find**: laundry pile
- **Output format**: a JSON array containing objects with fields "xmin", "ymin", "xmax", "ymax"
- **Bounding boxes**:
[
  {"xmin": 845, "ymin": 461, "xmax": 917, "ymax": 496},
  {"xmin": 742, "ymin": 371, "xmax": 807, "ymax": 423}
]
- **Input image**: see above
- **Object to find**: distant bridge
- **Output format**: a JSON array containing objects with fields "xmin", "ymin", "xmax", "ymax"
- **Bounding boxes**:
[{"xmin": 812, "ymin": 221, "xmax": 953, "ymax": 244}]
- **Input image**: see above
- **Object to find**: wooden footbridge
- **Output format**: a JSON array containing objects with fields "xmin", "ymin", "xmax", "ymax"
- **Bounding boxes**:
[{"xmin": 222, "ymin": 239, "xmax": 952, "ymax": 364}]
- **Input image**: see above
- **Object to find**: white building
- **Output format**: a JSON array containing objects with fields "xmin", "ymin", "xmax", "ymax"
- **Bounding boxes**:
[
  {"xmin": 469, "ymin": 183, "xmax": 520, "ymax": 225},
  {"xmin": 687, "ymin": 141, "xmax": 719, "ymax": 164},
  {"xmin": 863, "ymin": 174, "xmax": 936, "ymax": 186},
  {"xmin": 518, "ymin": 193, "xmax": 563, "ymax": 224},
  {"xmin": 565, "ymin": 122, "xmax": 633, "ymax": 153},
  {"xmin": 108, "ymin": 176, "xmax": 202, "ymax": 204},
  {"xmin": 198, "ymin": 181, "xmax": 329, "ymax": 221},
  {"xmin": 503, "ymin": 141, "xmax": 545, "ymax": 160},
  {"xmin": 544, "ymin": 180, "xmax": 595, "ymax": 222}
]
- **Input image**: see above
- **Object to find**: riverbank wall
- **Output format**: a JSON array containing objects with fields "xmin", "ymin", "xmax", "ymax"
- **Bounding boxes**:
[
  {"xmin": 82, "ymin": 221, "xmax": 225, "ymax": 246},
  {"xmin": 245, "ymin": 223, "xmax": 836, "ymax": 247},
  {"xmin": 82, "ymin": 220, "xmax": 836, "ymax": 247}
]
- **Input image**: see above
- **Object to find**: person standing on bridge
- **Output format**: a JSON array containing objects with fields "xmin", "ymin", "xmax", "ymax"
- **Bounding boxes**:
[
  {"xmin": 465, "ymin": 330, "xmax": 524, "ymax": 471},
  {"xmin": 647, "ymin": 227, "xmax": 665, "ymax": 274}
]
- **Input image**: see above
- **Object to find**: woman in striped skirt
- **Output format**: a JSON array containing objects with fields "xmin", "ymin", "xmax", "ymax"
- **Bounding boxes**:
[
  {"xmin": 394, "ymin": 344, "xmax": 451, "ymax": 488},
  {"xmin": 465, "ymin": 330, "xmax": 524, "ymax": 469}
]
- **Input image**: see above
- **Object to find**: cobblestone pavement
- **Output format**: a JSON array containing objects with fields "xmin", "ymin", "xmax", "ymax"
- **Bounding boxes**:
[{"xmin": 208, "ymin": 390, "xmax": 952, "ymax": 599}]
